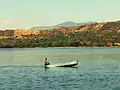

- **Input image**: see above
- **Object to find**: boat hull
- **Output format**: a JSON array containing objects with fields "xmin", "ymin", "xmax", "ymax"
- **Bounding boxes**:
[{"xmin": 45, "ymin": 60, "xmax": 78, "ymax": 68}]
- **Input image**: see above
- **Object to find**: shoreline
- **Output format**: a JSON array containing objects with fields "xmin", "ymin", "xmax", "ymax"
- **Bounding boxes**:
[
  {"xmin": 47, "ymin": 46, "xmax": 120, "ymax": 48},
  {"xmin": 0, "ymin": 46, "xmax": 120, "ymax": 49},
  {"xmin": 14, "ymin": 46, "xmax": 120, "ymax": 48}
]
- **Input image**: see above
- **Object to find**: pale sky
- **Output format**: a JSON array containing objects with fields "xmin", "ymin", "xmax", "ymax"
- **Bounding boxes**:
[{"xmin": 0, "ymin": 0, "xmax": 120, "ymax": 29}]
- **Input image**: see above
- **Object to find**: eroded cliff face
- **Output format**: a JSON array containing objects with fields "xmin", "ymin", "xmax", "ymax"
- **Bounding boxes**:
[
  {"xmin": 0, "ymin": 30, "xmax": 14, "ymax": 36},
  {"xmin": 14, "ymin": 30, "xmax": 40, "ymax": 36}
]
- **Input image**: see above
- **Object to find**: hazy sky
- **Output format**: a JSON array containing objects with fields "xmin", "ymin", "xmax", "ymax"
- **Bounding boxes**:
[{"xmin": 0, "ymin": 0, "xmax": 120, "ymax": 29}]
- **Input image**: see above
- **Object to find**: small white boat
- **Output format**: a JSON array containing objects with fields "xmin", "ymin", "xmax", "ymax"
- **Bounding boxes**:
[{"xmin": 45, "ymin": 60, "xmax": 78, "ymax": 68}]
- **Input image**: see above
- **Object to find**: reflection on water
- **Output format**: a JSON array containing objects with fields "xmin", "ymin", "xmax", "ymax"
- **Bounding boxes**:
[{"xmin": 0, "ymin": 48, "xmax": 120, "ymax": 90}]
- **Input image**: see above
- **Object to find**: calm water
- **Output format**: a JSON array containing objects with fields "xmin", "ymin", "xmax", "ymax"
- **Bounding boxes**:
[{"xmin": 0, "ymin": 48, "xmax": 120, "ymax": 90}]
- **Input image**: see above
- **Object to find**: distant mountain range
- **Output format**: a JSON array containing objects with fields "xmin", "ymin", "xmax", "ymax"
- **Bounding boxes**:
[{"xmin": 31, "ymin": 21, "xmax": 96, "ymax": 30}]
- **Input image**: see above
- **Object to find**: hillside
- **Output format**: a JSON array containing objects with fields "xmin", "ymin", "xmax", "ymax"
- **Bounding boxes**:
[{"xmin": 0, "ymin": 20, "xmax": 120, "ymax": 47}]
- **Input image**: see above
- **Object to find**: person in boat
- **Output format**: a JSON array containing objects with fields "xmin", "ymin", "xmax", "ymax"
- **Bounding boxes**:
[{"xmin": 44, "ymin": 58, "xmax": 50, "ymax": 66}]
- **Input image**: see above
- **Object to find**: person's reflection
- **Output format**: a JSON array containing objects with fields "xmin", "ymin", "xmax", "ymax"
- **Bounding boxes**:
[{"xmin": 44, "ymin": 67, "xmax": 49, "ymax": 71}]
